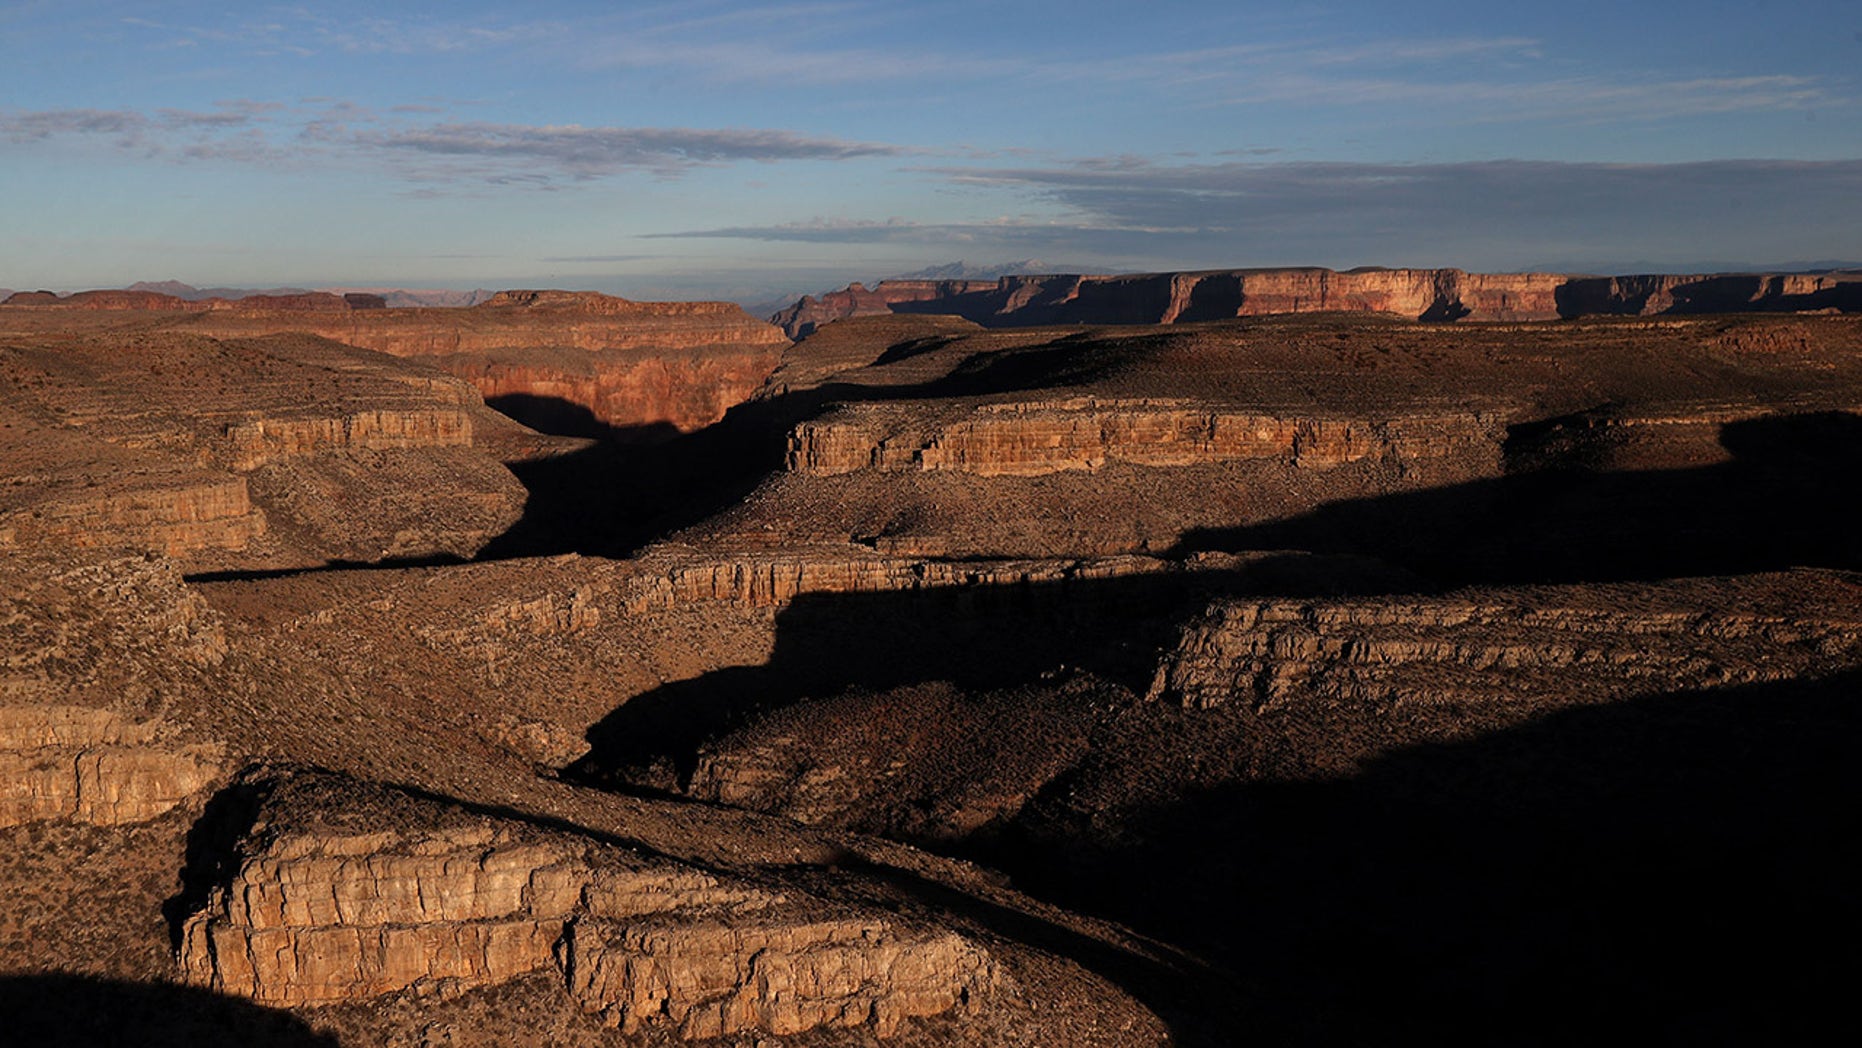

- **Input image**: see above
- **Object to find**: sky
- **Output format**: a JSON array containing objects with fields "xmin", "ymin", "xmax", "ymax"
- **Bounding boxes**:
[{"xmin": 3, "ymin": 1, "xmax": 1860, "ymax": 304}]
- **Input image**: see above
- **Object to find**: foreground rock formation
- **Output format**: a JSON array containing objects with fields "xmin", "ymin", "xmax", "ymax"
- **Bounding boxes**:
[
  {"xmin": 773, "ymin": 266, "xmax": 1862, "ymax": 336},
  {"xmin": 180, "ymin": 774, "xmax": 997, "ymax": 1038}
]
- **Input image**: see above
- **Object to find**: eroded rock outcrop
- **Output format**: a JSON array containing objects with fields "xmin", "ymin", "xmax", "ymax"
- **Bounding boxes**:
[
  {"xmin": 788, "ymin": 399, "xmax": 1502, "ymax": 477},
  {"xmin": 1148, "ymin": 576, "xmax": 1862, "ymax": 711},
  {"xmin": 0, "ymin": 706, "xmax": 225, "ymax": 827},
  {"xmin": 180, "ymin": 774, "xmax": 999, "ymax": 1039}
]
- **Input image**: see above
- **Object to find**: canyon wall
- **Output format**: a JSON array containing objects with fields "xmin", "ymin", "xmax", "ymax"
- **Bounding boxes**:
[
  {"xmin": 3, "ymin": 288, "xmax": 791, "ymax": 434},
  {"xmin": 772, "ymin": 267, "xmax": 1862, "ymax": 336},
  {"xmin": 1147, "ymin": 584, "xmax": 1862, "ymax": 711},
  {"xmin": 786, "ymin": 399, "xmax": 1503, "ymax": 478}
]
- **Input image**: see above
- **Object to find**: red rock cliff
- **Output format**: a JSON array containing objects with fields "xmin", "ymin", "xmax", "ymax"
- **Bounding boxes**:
[{"xmin": 771, "ymin": 267, "xmax": 1862, "ymax": 336}]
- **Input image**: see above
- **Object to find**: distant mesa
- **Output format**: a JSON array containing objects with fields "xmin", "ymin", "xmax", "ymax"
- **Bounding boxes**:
[
  {"xmin": 770, "ymin": 266, "xmax": 1862, "ymax": 338},
  {"xmin": 1, "ymin": 288, "xmax": 384, "ymax": 311}
]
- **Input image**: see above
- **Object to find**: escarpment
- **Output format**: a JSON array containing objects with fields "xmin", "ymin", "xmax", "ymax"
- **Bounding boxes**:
[
  {"xmin": 8, "ymin": 291, "xmax": 1862, "ymax": 1046},
  {"xmin": 787, "ymin": 400, "xmax": 1502, "ymax": 477},
  {"xmin": 1148, "ymin": 575, "xmax": 1862, "ymax": 711},
  {"xmin": 179, "ymin": 774, "xmax": 1000, "ymax": 1039},
  {"xmin": 772, "ymin": 266, "xmax": 1862, "ymax": 336},
  {"xmin": 0, "ymin": 706, "xmax": 225, "ymax": 827},
  {"xmin": 0, "ymin": 551, "xmax": 231, "ymax": 828}
]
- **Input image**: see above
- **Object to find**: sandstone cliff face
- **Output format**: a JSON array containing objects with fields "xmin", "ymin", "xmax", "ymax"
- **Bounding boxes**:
[
  {"xmin": 220, "ymin": 409, "xmax": 476, "ymax": 471},
  {"xmin": 0, "ymin": 552, "xmax": 231, "ymax": 828},
  {"xmin": 0, "ymin": 470, "xmax": 265, "ymax": 557},
  {"xmin": 4, "ymin": 287, "xmax": 791, "ymax": 433},
  {"xmin": 773, "ymin": 280, "xmax": 999, "ymax": 338},
  {"xmin": 180, "ymin": 780, "xmax": 999, "ymax": 1039},
  {"xmin": 435, "ymin": 346, "xmax": 779, "ymax": 435},
  {"xmin": 787, "ymin": 399, "xmax": 1502, "ymax": 478},
  {"xmin": 1148, "ymin": 584, "xmax": 1862, "ymax": 711},
  {"xmin": 617, "ymin": 546, "xmax": 1215, "ymax": 614},
  {"xmin": 772, "ymin": 267, "xmax": 1862, "ymax": 336},
  {"xmin": 0, "ymin": 706, "xmax": 224, "ymax": 827}
]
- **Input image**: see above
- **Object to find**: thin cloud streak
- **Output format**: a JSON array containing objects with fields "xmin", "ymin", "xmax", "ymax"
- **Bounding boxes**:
[
  {"xmin": 0, "ymin": 103, "xmax": 904, "ymax": 185},
  {"xmin": 653, "ymin": 158, "xmax": 1862, "ymax": 271}
]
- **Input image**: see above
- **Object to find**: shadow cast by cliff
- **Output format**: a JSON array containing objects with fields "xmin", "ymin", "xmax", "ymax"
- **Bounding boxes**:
[
  {"xmin": 1176, "ymin": 411, "xmax": 1862, "ymax": 586},
  {"xmin": 997, "ymin": 669, "xmax": 1862, "ymax": 1045},
  {"xmin": 477, "ymin": 333, "xmax": 1175, "ymax": 559},
  {"xmin": 564, "ymin": 553, "xmax": 1400, "ymax": 791},
  {"xmin": 0, "ymin": 974, "xmax": 339, "ymax": 1047}
]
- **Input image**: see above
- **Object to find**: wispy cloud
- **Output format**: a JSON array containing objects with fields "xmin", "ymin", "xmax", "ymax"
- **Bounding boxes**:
[
  {"xmin": 652, "ymin": 157, "xmax": 1862, "ymax": 271},
  {"xmin": 0, "ymin": 102, "xmax": 902, "ymax": 186},
  {"xmin": 369, "ymin": 122, "xmax": 902, "ymax": 179}
]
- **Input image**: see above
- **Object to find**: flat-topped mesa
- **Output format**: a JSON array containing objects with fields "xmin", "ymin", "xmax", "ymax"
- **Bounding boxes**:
[
  {"xmin": 0, "ymin": 333, "xmax": 526, "ymax": 564},
  {"xmin": 1148, "ymin": 576, "xmax": 1862, "ymax": 711},
  {"xmin": 476, "ymin": 289, "xmax": 751, "ymax": 317},
  {"xmin": 773, "ymin": 280, "xmax": 1000, "ymax": 338},
  {"xmin": 772, "ymin": 267, "xmax": 1862, "ymax": 336},
  {"xmin": 787, "ymin": 399, "xmax": 1504, "ymax": 477},
  {"xmin": 179, "ymin": 774, "xmax": 999, "ymax": 1038}
]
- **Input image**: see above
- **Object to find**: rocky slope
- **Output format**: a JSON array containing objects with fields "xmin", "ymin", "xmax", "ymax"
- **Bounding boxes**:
[
  {"xmin": 0, "ymin": 328, "xmax": 534, "ymax": 568},
  {"xmin": 773, "ymin": 267, "xmax": 1862, "ymax": 336}
]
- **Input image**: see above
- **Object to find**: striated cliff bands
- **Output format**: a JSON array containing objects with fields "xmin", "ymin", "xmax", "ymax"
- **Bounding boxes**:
[
  {"xmin": 179, "ymin": 774, "xmax": 1000, "ymax": 1038},
  {"xmin": 787, "ymin": 399, "xmax": 1502, "ymax": 477},
  {"xmin": 772, "ymin": 267, "xmax": 1862, "ymax": 336},
  {"xmin": 1148, "ymin": 581, "xmax": 1862, "ymax": 712}
]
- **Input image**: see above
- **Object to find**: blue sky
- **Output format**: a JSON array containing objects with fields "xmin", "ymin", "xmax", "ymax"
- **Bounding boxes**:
[{"xmin": 3, "ymin": 1, "xmax": 1859, "ymax": 303}]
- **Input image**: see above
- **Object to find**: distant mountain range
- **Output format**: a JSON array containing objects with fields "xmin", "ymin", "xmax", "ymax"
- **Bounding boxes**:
[{"xmin": 121, "ymin": 281, "xmax": 499, "ymax": 308}]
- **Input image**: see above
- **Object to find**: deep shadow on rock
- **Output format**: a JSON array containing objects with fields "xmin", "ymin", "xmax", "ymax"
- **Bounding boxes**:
[
  {"xmin": 565, "ymin": 555, "xmax": 1403, "ymax": 792},
  {"xmin": 0, "ymin": 974, "xmax": 339, "ymax": 1047},
  {"xmin": 478, "ymin": 337, "xmax": 1174, "ymax": 559},
  {"xmin": 1000, "ymin": 670, "xmax": 1862, "ymax": 1046},
  {"xmin": 1177, "ymin": 411, "xmax": 1862, "ymax": 586}
]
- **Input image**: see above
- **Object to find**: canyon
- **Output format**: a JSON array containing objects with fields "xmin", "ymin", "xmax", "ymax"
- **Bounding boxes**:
[{"xmin": 3, "ymin": 281, "xmax": 1859, "ymax": 1046}]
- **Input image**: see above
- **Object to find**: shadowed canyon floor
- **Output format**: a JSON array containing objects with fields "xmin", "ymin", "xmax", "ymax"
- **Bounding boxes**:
[{"xmin": 3, "ymin": 292, "xmax": 1860, "ymax": 1046}]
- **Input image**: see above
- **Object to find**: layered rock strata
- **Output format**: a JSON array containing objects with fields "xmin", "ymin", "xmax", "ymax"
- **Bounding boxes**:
[
  {"xmin": 787, "ymin": 399, "xmax": 1502, "ymax": 477},
  {"xmin": 0, "ymin": 332, "xmax": 527, "ymax": 563},
  {"xmin": 1148, "ymin": 581, "xmax": 1862, "ymax": 711},
  {"xmin": 773, "ymin": 267, "xmax": 1862, "ymax": 336},
  {"xmin": 616, "ymin": 546, "xmax": 1235, "ymax": 614},
  {"xmin": 180, "ymin": 791, "xmax": 998, "ymax": 1039},
  {"xmin": 0, "ymin": 706, "xmax": 224, "ymax": 827}
]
